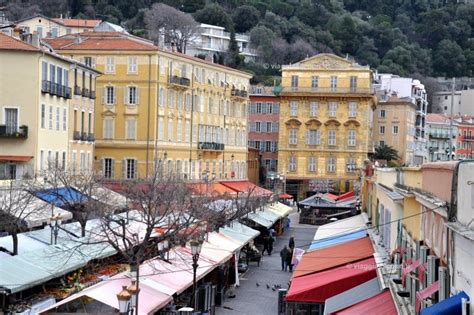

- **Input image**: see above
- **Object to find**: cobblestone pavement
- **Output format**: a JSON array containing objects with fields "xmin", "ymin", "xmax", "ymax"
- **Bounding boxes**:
[{"xmin": 216, "ymin": 210, "xmax": 317, "ymax": 315}]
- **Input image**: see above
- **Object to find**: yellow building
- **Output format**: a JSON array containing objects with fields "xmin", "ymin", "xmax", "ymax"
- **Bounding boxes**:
[
  {"xmin": 15, "ymin": 14, "xmax": 100, "ymax": 38},
  {"xmin": 372, "ymin": 96, "xmax": 416, "ymax": 165},
  {"xmin": 278, "ymin": 54, "xmax": 376, "ymax": 199},
  {"xmin": 0, "ymin": 33, "xmax": 97, "ymax": 179},
  {"xmin": 47, "ymin": 32, "xmax": 252, "ymax": 180}
]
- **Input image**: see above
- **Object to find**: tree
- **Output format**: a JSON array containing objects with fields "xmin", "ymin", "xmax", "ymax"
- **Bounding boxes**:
[
  {"xmin": 232, "ymin": 5, "xmax": 260, "ymax": 33},
  {"xmin": 433, "ymin": 39, "xmax": 467, "ymax": 77},
  {"xmin": 373, "ymin": 144, "xmax": 399, "ymax": 162},
  {"xmin": 194, "ymin": 3, "xmax": 233, "ymax": 30},
  {"xmin": 225, "ymin": 30, "xmax": 243, "ymax": 68},
  {"xmin": 144, "ymin": 3, "xmax": 199, "ymax": 53}
]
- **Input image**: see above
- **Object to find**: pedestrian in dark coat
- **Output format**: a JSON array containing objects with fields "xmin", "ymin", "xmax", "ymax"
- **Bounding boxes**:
[
  {"xmin": 280, "ymin": 246, "xmax": 289, "ymax": 271},
  {"xmin": 288, "ymin": 236, "xmax": 295, "ymax": 250},
  {"xmin": 262, "ymin": 235, "xmax": 269, "ymax": 256},
  {"xmin": 287, "ymin": 248, "xmax": 294, "ymax": 272},
  {"xmin": 267, "ymin": 236, "xmax": 275, "ymax": 255}
]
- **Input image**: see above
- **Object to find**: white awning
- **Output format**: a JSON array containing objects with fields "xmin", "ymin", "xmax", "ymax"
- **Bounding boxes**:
[{"xmin": 313, "ymin": 214, "xmax": 368, "ymax": 241}]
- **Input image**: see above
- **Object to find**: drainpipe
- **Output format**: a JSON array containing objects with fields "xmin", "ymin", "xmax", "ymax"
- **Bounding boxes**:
[{"xmin": 145, "ymin": 54, "xmax": 152, "ymax": 178}]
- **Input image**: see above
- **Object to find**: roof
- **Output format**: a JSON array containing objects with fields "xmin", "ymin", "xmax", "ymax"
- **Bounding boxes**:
[
  {"xmin": 309, "ymin": 229, "xmax": 368, "ymax": 251},
  {"xmin": 0, "ymin": 155, "xmax": 34, "ymax": 162},
  {"xmin": 292, "ymin": 237, "xmax": 374, "ymax": 278},
  {"xmin": 0, "ymin": 33, "xmax": 39, "ymax": 51},
  {"xmin": 286, "ymin": 257, "xmax": 377, "ymax": 303},
  {"xmin": 426, "ymin": 113, "xmax": 451, "ymax": 124},
  {"xmin": 52, "ymin": 18, "xmax": 100, "ymax": 28},
  {"xmin": 188, "ymin": 183, "xmax": 237, "ymax": 196},
  {"xmin": 219, "ymin": 181, "xmax": 273, "ymax": 197},
  {"xmin": 421, "ymin": 161, "xmax": 458, "ymax": 171},
  {"xmin": 334, "ymin": 290, "xmax": 397, "ymax": 315},
  {"xmin": 34, "ymin": 187, "xmax": 89, "ymax": 207}
]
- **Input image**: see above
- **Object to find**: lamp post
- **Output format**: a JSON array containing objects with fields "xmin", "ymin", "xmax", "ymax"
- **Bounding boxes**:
[
  {"xmin": 127, "ymin": 280, "xmax": 140, "ymax": 314},
  {"xmin": 190, "ymin": 237, "xmax": 203, "ymax": 310},
  {"xmin": 50, "ymin": 213, "xmax": 63, "ymax": 245},
  {"xmin": 117, "ymin": 286, "xmax": 131, "ymax": 315}
]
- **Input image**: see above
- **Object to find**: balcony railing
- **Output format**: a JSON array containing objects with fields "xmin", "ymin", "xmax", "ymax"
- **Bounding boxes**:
[
  {"xmin": 198, "ymin": 142, "xmax": 225, "ymax": 151},
  {"xmin": 281, "ymin": 87, "xmax": 374, "ymax": 95},
  {"xmin": 82, "ymin": 88, "xmax": 90, "ymax": 98},
  {"xmin": 74, "ymin": 85, "xmax": 82, "ymax": 95},
  {"xmin": 429, "ymin": 132, "xmax": 451, "ymax": 139},
  {"xmin": 0, "ymin": 125, "xmax": 28, "ymax": 139},
  {"xmin": 87, "ymin": 133, "xmax": 95, "ymax": 142},
  {"xmin": 73, "ymin": 131, "xmax": 82, "ymax": 140},
  {"xmin": 462, "ymin": 135, "xmax": 474, "ymax": 141},
  {"xmin": 41, "ymin": 80, "xmax": 72, "ymax": 99},
  {"xmin": 90, "ymin": 90, "xmax": 96, "ymax": 99},
  {"xmin": 81, "ymin": 132, "xmax": 88, "ymax": 141},
  {"xmin": 169, "ymin": 75, "xmax": 191, "ymax": 88},
  {"xmin": 231, "ymin": 89, "xmax": 248, "ymax": 98}
]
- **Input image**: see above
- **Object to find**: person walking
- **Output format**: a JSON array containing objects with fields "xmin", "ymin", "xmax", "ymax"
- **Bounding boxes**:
[
  {"xmin": 267, "ymin": 235, "xmax": 275, "ymax": 255},
  {"xmin": 288, "ymin": 235, "xmax": 295, "ymax": 250},
  {"xmin": 287, "ymin": 248, "xmax": 294, "ymax": 272},
  {"xmin": 280, "ymin": 246, "xmax": 289, "ymax": 271},
  {"xmin": 262, "ymin": 235, "xmax": 269, "ymax": 256}
]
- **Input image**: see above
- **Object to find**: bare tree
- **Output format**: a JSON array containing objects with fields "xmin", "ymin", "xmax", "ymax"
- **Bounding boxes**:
[{"xmin": 144, "ymin": 3, "xmax": 200, "ymax": 54}]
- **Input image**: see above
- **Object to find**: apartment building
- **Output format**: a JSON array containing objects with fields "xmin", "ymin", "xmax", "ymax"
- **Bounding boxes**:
[
  {"xmin": 426, "ymin": 113, "xmax": 458, "ymax": 161},
  {"xmin": 277, "ymin": 53, "xmax": 376, "ymax": 199},
  {"xmin": 454, "ymin": 115, "xmax": 474, "ymax": 159},
  {"xmin": 46, "ymin": 32, "xmax": 252, "ymax": 181},
  {"xmin": 186, "ymin": 23, "xmax": 258, "ymax": 62},
  {"xmin": 433, "ymin": 89, "xmax": 474, "ymax": 116},
  {"xmin": 248, "ymin": 85, "xmax": 280, "ymax": 178},
  {"xmin": 15, "ymin": 14, "xmax": 100, "ymax": 38},
  {"xmin": 374, "ymin": 73, "xmax": 428, "ymax": 164},
  {"xmin": 0, "ymin": 33, "xmax": 97, "ymax": 179}
]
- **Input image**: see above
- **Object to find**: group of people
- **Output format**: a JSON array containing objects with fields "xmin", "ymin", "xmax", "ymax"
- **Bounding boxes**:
[{"xmin": 280, "ymin": 236, "xmax": 295, "ymax": 272}]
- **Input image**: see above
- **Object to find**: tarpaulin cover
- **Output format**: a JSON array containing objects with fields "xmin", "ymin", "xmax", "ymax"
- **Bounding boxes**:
[
  {"xmin": 309, "ymin": 230, "xmax": 367, "ymax": 251},
  {"xmin": 292, "ymin": 237, "xmax": 374, "ymax": 278},
  {"xmin": 286, "ymin": 257, "xmax": 377, "ymax": 303},
  {"xmin": 219, "ymin": 181, "xmax": 273, "ymax": 196},
  {"xmin": 334, "ymin": 290, "xmax": 397, "ymax": 315},
  {"xmin": 280, "ymin": 193, "xmax": 293, "ymax": 199},
  {"xmin": 313, "ymin": 214, "xmax": 367, "ymax": 241},
  {"xmin": 246, "ymin": 210, "xmax": 280, "ymax": 228},
  {"xmin": 420, "ymin": 291, "xmax": 470, "ymax": 315},
  {"xmin": 35, "ymin": 187, "xmax": 89, "ymax": 207},
  {"xmin": 267, "ymin": 202, "xmax": 292, "ymax": 217},
  {"xmin": 219, "ymin": 221, "xmax": 260, "ymax": 247}
]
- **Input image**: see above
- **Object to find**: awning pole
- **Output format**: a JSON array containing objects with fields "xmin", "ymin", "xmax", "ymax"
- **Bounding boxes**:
[{"xmin": 234, "ymin": 252, "xmax": 240, "ymax": 287}]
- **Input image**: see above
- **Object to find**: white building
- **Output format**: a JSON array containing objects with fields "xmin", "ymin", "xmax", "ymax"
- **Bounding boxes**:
[
  {"xmin": 426, "ymin": 113, "xmax": 458, "ymax": 161},
  {"xmin": 374, "ymin": 73, "xmax": 429, "ymax": 164},
  {"xmin": 186, "ymin": 23, "xmax": 258, "ymax": 62},
  {"xmin": 432, "ymin": 89, "xmax": 474, "ymax": 116}
]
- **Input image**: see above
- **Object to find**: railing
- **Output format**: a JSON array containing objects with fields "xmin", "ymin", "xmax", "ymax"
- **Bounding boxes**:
[
  {"xmin": 231, "ymin": 89, "xmax": 248, "ymax": 98},
  {"xmin": 462, "ymin": 135, "xmax": 474, "ymax": 141},
  {"xmin": 198, "ymin": 142, "xmax": 225, "ymax": 151},
  {"xmin": 74, "ymin": 85, "xmax": 82, "ymax": 95},
  {"xmin": 81, "ymin": 132, "xmax": 88, "ymax": 141},
  {"xmin": 73, "ymin": 131, "xmax": 82, "ymax": 140},
  {"xmin": 281, "ymin": 87, "xmax": 374, "ymax": 95},
  {"xmin": 82, "ymin": 88, "xmax": 90, "ymax": 98},
  {"xmin": 87, "ymin": 133, "xmax": 95, "ymax": 142},
  {"xmin": 169, "ymin": 75, "xmax": 191, "ymax": 88},
  {"xmin": 429, "ymin": 132, "xmax": 451, "ymax": 139},
  {"xmin": 0, "ymin": 125, "xmax": 28, "ymax": 139},
  {"xmin": 41, "ymin": 80, "xmax": 72, "ymax": 99},
  {"xmin": 90, "ymin": 90, "xmax": 96, "ymax": 99}
]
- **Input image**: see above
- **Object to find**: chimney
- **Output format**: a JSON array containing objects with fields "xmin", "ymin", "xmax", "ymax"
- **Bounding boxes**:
[
  {"xmin": 74, "ymin": 35, "xmax": 82, "ymax": 44},
  {"xmin": 31, "ymin": 33, "xmax": 40, "ymax": 48}
]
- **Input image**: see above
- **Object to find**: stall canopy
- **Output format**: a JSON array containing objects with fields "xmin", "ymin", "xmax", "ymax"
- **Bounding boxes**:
[
  {"xmin": 420, "ymin": 291, "xmax": 470, "ymax": 315},
  {"xmin": 267, "ymin": 202, "xmax": 292, "ymax": 217},
  {"xmin": 293, "ymin": 237, "xmax": 374, "ymax": 278},
  {"xmin": 333, "ymin": 290, "xmax": 397, "ymax": 315},
  {"xmin": 188, "ymin": 183, "xmax": 238, "ymax": 196},
  {"xmin": 246, "ymin": 209, "xmax": 280, "ymax": 228},
  {"xmin": 313, "ymin": 214, "xmax": 368, "ymax": 241},
  {"xmin": 35, "ymin": 187, "xmax": 89, "ymax": 207},
  {"xmin": 206, "ymin": 232, "xmax": 242, "ymax": 253},
  {"xmin": 219, "ymin": 181, "xmax": 273, "ymax": 197},
  {"xmin": 280, "ymin": 193, "xmax": 293, "ymax": 199},
  {"xmin": 286, "ymin": 257, "xmax": 377, "ymax": 303},
  {"xmin": 323, "ymin": 278, "xmax": 382, "ymax": 315},
  {"xmin": 219, "ymin": 221, "xmax": 260, "ymax": 247},
  {"xmin": 309, "ymin": 229, "xmax": 367, "ymax": 251}
]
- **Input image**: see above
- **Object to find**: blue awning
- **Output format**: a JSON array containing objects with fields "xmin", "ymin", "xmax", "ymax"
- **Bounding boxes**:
[
  {"xmin": 309, "ymin": 229, "xmax": 367, "ymax": 251},
  {"xmin": 35, "ymin": 187, "xmax": 89, "ymax": 207},
  {"xmin": 421, "ymin": 291, "xmax": 469, "ymax": 315}
]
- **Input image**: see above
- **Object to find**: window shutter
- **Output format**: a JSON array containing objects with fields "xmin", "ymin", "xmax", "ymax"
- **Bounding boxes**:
[
  {"xmin": 305, "ymin": 130, "xmax": 309, "ymax": 144},
  {"xmin": 101, "ymin": 158, "xmax": 105, "ymax": 176},
  {"xmin": 136, "ymin": 87, "xmax": 140, "ymax": 105},
  {"xmin": 124, "ymin": 87, "xmax": 128, "ymax": 105},
  {"xmin": 111, "ymin": 159, "xmax": 115, "ymax": 179},
  {"xmin": 122, "ymin": 159, "xmax": 126, "ymax": 179},
  {"xmin": 112, "ymin": 87, "xmax": 116, "ymax": 104},
  {"xmin": 102, "ymin": 87, "xmax": 106, "ymax": 104}
]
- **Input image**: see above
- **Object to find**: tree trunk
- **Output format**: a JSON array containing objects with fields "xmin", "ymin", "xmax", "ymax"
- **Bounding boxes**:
[
  {"xmin": 12, "ymin": 231, "xmax": 18, "ymax": 255},
  {"xmin": 81, "ymin": 222, "xmax": 86, "ymax": 237}
]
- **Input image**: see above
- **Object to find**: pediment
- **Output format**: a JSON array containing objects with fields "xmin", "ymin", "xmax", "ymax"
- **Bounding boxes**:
[
  {"xmin": 101, "ymin": 110, "xmax": 116, "ymax": 117},
  {"xmin": 343, "ymin": 119, "xmax": 361, "ymax": 127},
  {"xmin": 305, "ymin": 119, "xmax": 322, "ymax": 127},
  {"xmin": 324, "ymin": 119, "xmax": 341, "ymax": 127},
  {"xmin": 297, "ymin": 53, "xmax": 365, "ymax": 70},
  {"xmin": 285, "ymin": 118, "xmax": 302, "ymax": 127}
]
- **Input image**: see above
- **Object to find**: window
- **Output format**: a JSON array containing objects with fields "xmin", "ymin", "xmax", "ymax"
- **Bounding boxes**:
[
  {"xmin": 272, "ymin": 122, "xmax": 279, "ymax": 133},
  {"xmin": 350, "ymin": 76, "xmax": 357, "ymax": 91},
  {"xmin": 168, "ymin": 90, "xmax": 175, "ymax": 109},
  {"xmin": 37, "ymin": 26, "xmax": 43, "ymax": 38},
  {"xmin": 84, "ymin": 57, "xmax": 95, "ymax": 68},
  {"xmin": 379, "ymin": 140, "xmax": 385, "ymax": 146},
  {"xmin": 327, "ymin": 157, "xmax": 336, "ymax": 173},
  {"xmin": 309, "ymin": 102, "xmax": 318, "ymax": 117},
  {"xmin": 48, "ymin": 106, "xmax": 53, "ymax": 129},
  {"xmin": 271, "ymin": 141, "xmax": 278, "ymax": 152},
  {"xmin": 126, "ymin": 119, "xmax": 136, "ymax": 139},
  {"xmin": 328, "ymin": 130, "xmax": 336, "ymax": 146},
  {"xmin": 266, "ymin": 122, "xmax": 272, "ymax": 133},
  {"xmin": 289, "ymin": 128, "xmax": 297, "ymax": 145},
  {"xmin": 348, "ymin": 130, "xmax": 356, "ymax": 146},
  {"xmin": 177, "ymin": 119, "xmax": 182, "ymax": 142},
  {"xmin": 347, "ymin": 158, "xmax": 357, "ymax": 172},
  {"xmin": 393, "ymin": 125, "xmax": 399, "ymax": 134},
  {"xmin": 41, "ymin": 104, "xmax": 45, "ymax": 128},
  {"xmin": 308, "ymin": 156, "xmax": 317, "ymax": 172},
  {"xmin": 62, "ymin": 108, "xmax": 67, "ymax": 131},
  {"xmin": 185, "ymin": 120, "xmax": 190, "ymax": 143},
  {"xmin": 51, "ymin": 27, "xmax": 58, "ymax": 37},
  {"xmin": 103, "ymin": 158, "xmax": 114, "ymax": 178},
  {"xmin": 80, "ymin": 152, "xmax": 86, "ymax": 172},
  {"xmin": 62, "ymin": 152, "xmax": 66, "ymax": 170},
  {"xmin": 380, "ymin": 126, "xmax": 385, "ymax": 135},
  {"xmin": 311, "ymin": 76, "xmax": 319, "ymax": 89},
  {"xmin": 103, "ymin": 118, "xmax": 114, "ymax": 139},
  {"xmin": 50, "ymin": 64, "xmax": 56, "ymax": 83},
  {"xmin": 66, "ymin": 28, "xmax": 71, "ymax": 34},
  {"xmin": 291, "ymin": 75, "xmax": 299, "ymax": 89},
  {"xmin": 4, "ymin": 108, "xmax": 18, "ymax": 134},
  {"xmin": 254, "ymin": 121, "xmax": 260, "ymax": 133},
  {"xmin": 348, "ymin": 102, "xmax": 357, "ymax": 117},
  {"xmin": 106, "ymin": 56, "xmax": 115, "ymax": 73},
  {"xmin": 158, "ymin": 117, "xmax": 164, "ymax": 141},
  {"xmin": 127, "ymin": 86, "xmax": 138, "ymax": 105},
  {"xmin": 288, "ymin": 156, "xmax": 297, "ymax": 172},
  {"xmin": 55, "ymin": 107, "xmax": 60, "ymax": 130},
  {"xmin": 380, "ymin": 109, "xmax": 386, "ymax": 118},
  {"xmin": 267, "ymin": 102, "xmax": 274, "ymax": 114},
  {"xmin": 128, "ymin": 56, "xmax": 137, "ymax": 73},
  {"xmin": 328, "ymin": 102, "xmax": 337, "ymax": 117},
  {"xmin": 167, "ymin": 118, "xmax": 174, "ymax": 141},
  {"xmin": 306, "ymin": 130, "xmax": 321, "ymax": 145},
  {"xmin": 125, "ymin": 159, "xmax": 136, "ymax": 179},
  {"xmin": 105, "ymin": 86, "xmax": 115, "ymax": 105},
  {"xmin": 42, "ymin": 62, "xmax": 48, "ymax": 81},
  {"xmin": 40, "ymin": 150, "xmax": 44, "ymax": 170},
  {"xmin": 88, "ymin": 113, "xmax": 92, "ymax": 133},
  {"xmin": 290, "ymin": 101, "xmax": 298, "ymax": 116},
  {"xmin": 330, "ymin": 76, "xmax": 337, "ymax": 91}
]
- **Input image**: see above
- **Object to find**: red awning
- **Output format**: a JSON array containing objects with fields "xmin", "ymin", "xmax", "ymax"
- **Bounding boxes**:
[
  {"xmin": 286, "ymin": 257, "xmax": 377, "ymax": 303},
  {"xmin": 416, "ymin": 281, "xmax": 440, "ymax": 313},
  {"xmin": 292, "ymin": 237, "xmax": 374, "ymax": 278},
  {"xmin": 336, "ymin": 191, "xmax": 355, "ymax": 201},
  {"xmin": 0, "ymin": 155, "xmax": 33, "ymax": 162},
  {"xmin": 188, "ymin": 183, "xmax": 237, "ymax": 196},
  {"xmin": 279, "ymin": 193, "xmax": 293, "ymax": 199},
  {"xmin": 219, "ymin": 181, "xmax": 273, "ymax": 196},
  {"xmin": 334, "ymin": 290, "xmax": 397, "ymax": 315}
]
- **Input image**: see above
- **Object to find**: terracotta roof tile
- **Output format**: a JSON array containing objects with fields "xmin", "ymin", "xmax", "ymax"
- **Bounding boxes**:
[
  {"xmin": 0, "ymin": 33, "xmax": 39, "ymax": 51},
  {"xmin": 52, "ymin": 18, "xmax": 100, "ymax": 28},
  {"xmin": 426, "ymin": 113, "xmax": 451, "ymax": 124}
]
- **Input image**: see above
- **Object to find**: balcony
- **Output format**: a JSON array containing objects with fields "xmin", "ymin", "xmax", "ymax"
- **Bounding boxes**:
[
  {"xmin": 198, "ymin": 142, "xmax": 225, "ymax": 151},
  {"xmin": 90, "ymin": 90, "xmax": 96, "ymax": 99},
  {"xmin": 231, "ymin": 89, "xmax": 248, "ymax": 99},
  {"xmin": 82, "ymin": 88, "xmax": 90, "ymax": 98},
  {"xmin": 169, "ymin": 75, "xmax": 190, "ymax": 89},
  {"xmin": 280, "ymin": 86, "xmax": 374, "ymax": 96},
  {"xmin": 87, "ymin": 133, "xmax": 95, "ymax": 142},
  {"xmin": 81, "ymin": 132, "xmax": 88, "ymax": 141},
  {"xmin": 429, "ymin": 132, "xmax": 451, "ymax": 139},
  {"xmin": 0, "ymin": 125, "xmax": 28, "ymax": 139},
  {"xmin": 73, "ymin": 131, "xmax": 82, "ymax": 140},
  {"xmin": 462, "ymin": 135, "xmax": 474, "ymax": 141},
  {"xmin": 41, "ymin": 80, "xmax": 72, "ymax": 99},
  {"xmin": 74, "ymin": 85, "xmax": 82, "ymax": 95}
]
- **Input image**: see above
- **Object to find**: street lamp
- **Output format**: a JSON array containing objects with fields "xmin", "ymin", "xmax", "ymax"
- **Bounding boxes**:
[
  {"xmin": 127, "ymin": 280, "xmax": 140, "ymax": 311},
  {"xmin": 190, "ymin": 237, "xmax": 203, "ymax": 310},
  {"xmin": 116, "ymin": 286, "xmax": 131, "ymax": 315},
  {"xmin": 50, "ymin": 213, "xmax": 63, "ymax": 245}
]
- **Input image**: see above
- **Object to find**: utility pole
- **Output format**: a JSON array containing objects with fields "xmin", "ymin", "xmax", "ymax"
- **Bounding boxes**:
[{"xmin": 448, "ymin": 77, "xmax": 455, "ymax": 161}]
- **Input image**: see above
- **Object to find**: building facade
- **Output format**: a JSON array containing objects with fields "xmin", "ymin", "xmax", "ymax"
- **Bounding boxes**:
[
  {"xmin": 0, "ymin": 33, "xmax": 97, "ymax": 180},
  {"xmin": 426, "ymin": 113, "xmax": 458, "ymax": 161},
  {"xmin": 433, "ymin": 89, "xmax": 474, "ymax": 116},
  {"xmin": 248, "ymin": 85, "xmax": 280, "ymax": 182},
  {"xmin": 372, "ymin": 96, "xmax": 416, "ymax": 165},
  {"xmin": 277, "ymin": 54, "xmax": 376, "ymax": 199},
  {"xmin": 47, "ymin": 32, "xmax": 252, "ymax": 181},
  {"xmin": 454, "ymin": 115, "xmax": 474, "ymax": 159},
  {"xmin": 15, "ymin": 15, "xmax": 100, "ymax": 38}
]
